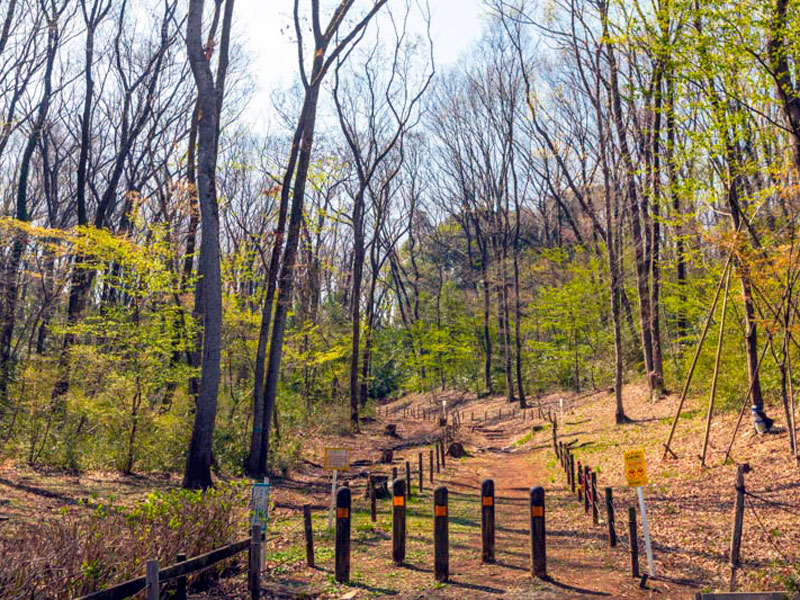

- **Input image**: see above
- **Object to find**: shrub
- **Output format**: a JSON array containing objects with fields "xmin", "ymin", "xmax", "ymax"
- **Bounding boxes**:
[{"xmin": 0, "ymin": 482, "xmax": 249, "ymax": 599}]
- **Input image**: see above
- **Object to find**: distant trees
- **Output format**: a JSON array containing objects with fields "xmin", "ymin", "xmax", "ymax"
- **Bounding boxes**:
[{"xmin": 3, "ymin": 0, "xmax": 800, "ymax": 479}]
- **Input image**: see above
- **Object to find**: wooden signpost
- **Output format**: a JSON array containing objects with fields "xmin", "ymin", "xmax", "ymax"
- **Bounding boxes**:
[
  {"xmin": 624, "ymin": 448, "xmax": 655, "ymax": 576},
  {"xmin": 324, "ymin": 448, "xmax": 351, "ymax": 531},
  {"xmin": 249, "ymin": 478, "xmax": 270, "ymax": 568}
]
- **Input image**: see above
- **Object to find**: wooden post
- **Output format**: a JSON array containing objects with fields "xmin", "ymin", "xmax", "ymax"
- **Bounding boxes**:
[
  {"xmin": 335, "ymin": 487, "xmax": 351, "ymax": 583},
  {"xmin": 591, "ymin": 471, "xmax": 599, "ymax": 525},
  {"xmin": 569, "ymin": 454, "xmax": 575, "ymax": 494},
  {"xmin": 435, "ymin": 446, "xmax": 440, "ymax": 473},
  {"xmin": 481, "ymin": 479, "xmax": 495, "ymax": 563},
  {"xmin": 418, "ymin": 452, "xmax": 424, "ymax": 493},
  {"xmin": 628, "ymin": 506, "xmax": 640, "ymax": 578},
  {"xmin": 303, "ymin": 503, "xmax": 315, "ymax": 566},
  {"xmin": 392, "ymin": 466, "xmax": 398, "ymax": 480},
  {"xmin": 529, "ymin": 486, "xmax": 546, "ymax": 578},
  {"xmin": 429, "ymin": 449, "xmax": 434, "ymax": 483},
  {"xmin": 176, "ymin": 553, "xmax": 187, "ymax": 600},
  {"xmin": 368, "ymin": 476, "xmax": 377, "ymax": 523},
  {"xmin": 434, "ymin": 486, "xmax": 449, "ymax": 582},
  {"xmin": 577, "ymin": 460, "xmax": 583, "ymax": 501},
  {"xmin": 605, "ymin": 488, "xmax": 616, "ymax": 547},
  {"xmin": 471, "ymin": 411, "xmax": 474, "ymax": 421},
  {"xmin": 440, "ymin": 439, "xmax": 446, "ymax": 469},
  {"xmin": 248, "ymin": 524, "xmax": 261, "ymax": 600},
  {"xmin": 484, "ymin": 409, "xmax": 487, "ymax": 421},
  {"xmin": 406, "ymin": 460, "xmax": 412, "ymax": 498},
  {"xmin": 728, "ymin": 464, "xmax": 747, "ymax": 591},
  {"xmin": 392, "ymin": 478, "xmax": 406, "ymax": 564},
  {"xmin": 583, "ymin": 466, "xmax": 590, "ymax": 514},
  {"xmin": 146, "ymin": 560, "xmax": 159, "ymax": 600}
]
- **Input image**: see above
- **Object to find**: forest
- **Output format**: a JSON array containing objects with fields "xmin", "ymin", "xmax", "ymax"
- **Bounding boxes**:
[{"xmin": 1, "ymin": 0, "xmax": 800, "ymax": 596}]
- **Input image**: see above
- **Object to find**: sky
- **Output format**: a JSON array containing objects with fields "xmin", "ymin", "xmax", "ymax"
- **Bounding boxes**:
[{"xmin": 234, "ymin": 1, "xmax": 489, "ymax": 126}]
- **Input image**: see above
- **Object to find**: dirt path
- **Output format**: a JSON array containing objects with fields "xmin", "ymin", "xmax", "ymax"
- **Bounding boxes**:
[{"xmin": 259, "ymin": 391, "xmax": 700, "ymax": 599}]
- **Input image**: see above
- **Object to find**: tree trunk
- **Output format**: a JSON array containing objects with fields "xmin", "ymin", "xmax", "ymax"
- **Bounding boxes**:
[
  {"xmin": 183, "ymin": 0, "xmax": 234, "ymax": 490},
  {"xmin": 604, "ymin": 4, "xmax": 657, "ymax": 394},
  {"xmin": 0, "ymin": 14, "xmax": 58, "ymax": 415}
]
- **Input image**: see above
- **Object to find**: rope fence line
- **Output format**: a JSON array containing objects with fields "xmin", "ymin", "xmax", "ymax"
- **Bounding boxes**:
[
  {"xmin": 744, "ymin": 495, "xmax": 794, "ymax": 565},
  {"xmin": 743, "ymin": 490, "xmax": 800, "ymax": 518}
]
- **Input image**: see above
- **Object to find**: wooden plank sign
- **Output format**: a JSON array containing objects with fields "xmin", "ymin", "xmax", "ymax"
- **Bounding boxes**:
[
  {"xmin": 324, "ymin": 448, "xmax": 351, "ymax": 471},
  {"xmin": 624, "ymin": 448, "xmax": 648, "ymax": 487},
  {"xmin": 249, "ymin": 481, "xmax": 271, "ymax": 533}
]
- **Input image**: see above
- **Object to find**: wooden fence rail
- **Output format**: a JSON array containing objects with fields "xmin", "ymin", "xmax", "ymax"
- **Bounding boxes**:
[{"xmin": 77, "ymin": 529, "xmax": 260, "ymax": 600}]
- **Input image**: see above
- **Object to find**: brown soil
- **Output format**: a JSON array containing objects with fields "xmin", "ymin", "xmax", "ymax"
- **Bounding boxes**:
[{"xmin": 2, "ymin": 384, "xmax": 798, "ymax": 599}]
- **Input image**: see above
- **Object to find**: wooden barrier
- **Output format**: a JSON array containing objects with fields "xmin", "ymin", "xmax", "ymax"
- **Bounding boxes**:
[
  {"xmin": 418, "ymin": 452, "xmax": 424, "ymax": 492},
  {"xmin": 77, "ymin": 531, "xmax": 257, "ymax": 600},
  {"xmin": 248, "ymin": 525, "xmax": 261, "ymax": 600},
  {"xmin": 335, "ymin": 487, "xmax": 351, "ymax": 583},
  {"xmin": 529, "ymin": 486, "xmax": 546, "ymax": 578},
  {"xmin": 175, "ymin": 553, "xmax": 187, "ymax": 600},
  {"xmin": 435, "ymin": 445, "xmax": 440, "ymax": 473},
  {"xmin": 591, "ymin": 471, "xmax": 598, "ymax": 524},
  {"xmin": 303, "ymin": 504, "xmax": 315, "ymax": 566},
  {"xmin": 434, "ymin": 486, "xmax": 449, "ymax": 582},
  {"xmin": 146, "ymin": 560, "xmax": 158, "ymax": 600},
  {"xmin": 629, "ymin": 506, "xmax": 640, "ymax": 578},
  {"xmin": 406, "ymin": 461, "xmax": 412, "ymax": 498},
  {"xmin": 605, "ymin": 488, "xmax": 616, "ymax": 547},
  {"xmin": 577, "ymin": 460, "xmax": 583, "ymax": 501},
  {"xmin": 729, "ymin": 464, "xmax": 748, "ymax": 591},
  {"xmin": 392, "ymin": 478, "xmax": 406, "ymax": 564},
  {"xmin": 583, "ymin": 466, "xmax": 590, "ymax": 514},
  {"xmin": 429, "ymin": 449, "xmax": 434, "ymax": 483},
  {"xmin": 569, "ymin": 454, "xmax": 575, "ymax": 494},
  {"xmin": 481, "ymin": 479, "xmax": 495, "ymax": 563},
  {"xmin": 368, "ymin": 476, "xmax": 377, "ymax": 523},
  {"xmin": 440, "ymin": 439, "xmax": 446, "ymax": 469}
]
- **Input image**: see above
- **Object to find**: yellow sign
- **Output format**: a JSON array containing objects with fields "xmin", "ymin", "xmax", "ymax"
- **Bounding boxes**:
[
  {"xmin": 624, "ymin": 449, "xmax": 648, "ymax": 487},
  {"xmin": 323, "ymin": 448, "xmax": 351, "ymax": 471}
]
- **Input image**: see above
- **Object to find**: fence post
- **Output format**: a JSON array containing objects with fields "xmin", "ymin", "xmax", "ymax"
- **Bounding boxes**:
[
  {"xmin": 418, "ymin": 453, "xmax": 424, "ymax": 493},
  {"xmin": 429, "ymin": 449, "xmax": 434, "ymax": 483},
  {"xmin": 628, "ymin": 506, "xmax": 640, "ymax": 578},
  {"xmin": 577, "ymin": 460, "xmax": 583, "ymax": 501},
  {"xmin": 728, "ymin": 464, "xmax": 747, "ymax": 591},
  {"xmin": 406, "ymin": 461, "xmax": 412, "ymax": 498},
  {"xmin": 175, "ymin": 553, "xmax": 187, "ymax": 600},
  {"xmin": 392, "ymin": 478, "xmax": 406, "ymax": 564},
  {"xmin": 605, "ymin": 488, "xmax": 616, "ymax": 547},
  {"xmin": 335, "ymin": 487, "xmax": 351, "ymax": 583},
  {"xmin": 434, "ymin": 486, "xmax": 449, "ymax": 582},
  {"xmin": 481, "ymin": 479, "xmax": 495, "ymax": 563},
  {"xmin": 569, "ymin": 453, "xmax": 575, "ymax": 493},
  {"xmin": 435, "ymin": 445, "xmax": 440, "ymax": 473},
  {"xmin": 303, "ymin": 503, "xmax": 315, "ymax": 566},
  {"xmin": 248, "ymin": 524, "xmax": 261, "ymax": 599},
  {"xmin": 368, "ymin": 476, "xmax": 377, "ymax": 523},
  {"xmin": 392, "ymin": 466, "xmax": 398, "ymax": 481},
  {"xmin": 529, "ymin": 486, "xmax": 546, "ymax": 578},
  {"xmin": 146, "ymin": 560, "xmax": 159, "ymax": 600},
  {"xmin": 484, "ymin": 409, "xmax": 487, "ymax": 421},
  {"xmin": 440, "ymin": 439, "xmax": 446, "ymax": 469},
  {"xmin": 591, "ymin": 471, "xmax": 599, "ymax": 525},
  {"xmin": 583, "ymin": 466, "xmax": 590, "ymax": 514}
]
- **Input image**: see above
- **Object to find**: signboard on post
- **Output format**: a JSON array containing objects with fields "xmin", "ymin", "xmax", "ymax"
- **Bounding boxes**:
[
  {"xmin": 250, "ymin": 478, "xmax": 270, "ymax": 569},
  {"xmin": 250, "ymin": 479, "xmax": 271, "ymax": 533},
  {"xmin": 623, "ymin": 449, "xmax": 655, "ymax": 577},
  {"xmin": 324, "ymin": 448, "xmax": 351, "ymax": 471},
  {"xmin": 624, "ymin": 449, "xmax": 648, "ymax": 487},
  {"xmin": 324, "ymin": 448, "xmax": 350, "ymax": 531}
]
